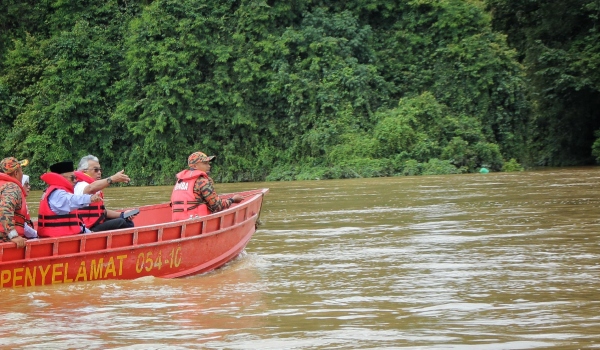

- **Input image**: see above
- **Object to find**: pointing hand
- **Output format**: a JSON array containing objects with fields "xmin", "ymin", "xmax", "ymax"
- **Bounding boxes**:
[{"xmin": 111, "ymin": 170, "xmax": 131, "ymax": 184}]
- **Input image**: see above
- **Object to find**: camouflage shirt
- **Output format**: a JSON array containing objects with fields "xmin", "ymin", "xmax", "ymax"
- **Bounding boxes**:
[
  {"xmin": 193, "ymin": 176, "xmax": 233, "ymax": 213},
  {"xmin": 0, "ymin": 182, "xmax": 23, "ymax": 241}
]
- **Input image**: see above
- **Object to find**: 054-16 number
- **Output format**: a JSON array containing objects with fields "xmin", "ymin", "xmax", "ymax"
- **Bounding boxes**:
[{"xmin": 135, "ymin": 247, "xmax": 182, "ymax": 273}]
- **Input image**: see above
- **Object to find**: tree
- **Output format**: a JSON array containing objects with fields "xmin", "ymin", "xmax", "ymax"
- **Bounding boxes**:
[{"xmin": 486, "ymin": 0, "xmax": 600, "ymax": 165}]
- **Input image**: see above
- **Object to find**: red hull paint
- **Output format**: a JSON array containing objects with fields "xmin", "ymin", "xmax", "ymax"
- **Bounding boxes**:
[{"xmin": 0, "ymin": 189, "xmax": 268, "ymax": 288}]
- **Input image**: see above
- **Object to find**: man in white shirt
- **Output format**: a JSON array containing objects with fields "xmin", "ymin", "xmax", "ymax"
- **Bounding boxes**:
[{"xmin": 74, "ymin": 155, "xmax": 134, "ymax": 231}]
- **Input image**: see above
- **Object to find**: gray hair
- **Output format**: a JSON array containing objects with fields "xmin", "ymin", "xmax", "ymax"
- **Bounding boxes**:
[{"xmin": 77, "ymin": 155, "xmax": 99, "ymax": 171}]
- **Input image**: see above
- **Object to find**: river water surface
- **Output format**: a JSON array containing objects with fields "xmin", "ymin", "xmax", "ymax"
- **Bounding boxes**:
[{"xmin": 2, "ymin": 168, "xmax": 600, "ymax": 349}]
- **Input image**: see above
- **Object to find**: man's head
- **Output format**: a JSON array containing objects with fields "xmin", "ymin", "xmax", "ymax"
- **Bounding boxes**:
[
  {"xmin": 78, "ymin": 155, "xmax": 102, "ymax": 180},
  {"xmin": 0, "ymin": 157, "xmax": 28, "ymax": 183},
  {"xmin": 50, "ymin": 161, "xmax": 76, "ymax": 184},
  {"xmin": 188, "ymin": 151, "xmax": 215, "ymax": 173}
]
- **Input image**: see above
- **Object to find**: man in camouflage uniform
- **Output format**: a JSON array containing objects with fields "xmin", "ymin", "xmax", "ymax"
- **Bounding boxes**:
[
  {"xmin": 0, "ymin": 157, "xmax": 29, "ymax": 248},
  {"xmin": 171, "ymin": 152, "xmax": 243, "ymax": 220},
  {"xmin": 189, "ymin": 152, "xmax": 243, "ymax": 212}
]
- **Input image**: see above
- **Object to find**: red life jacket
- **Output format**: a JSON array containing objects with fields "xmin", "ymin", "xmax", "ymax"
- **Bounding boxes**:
[
  {"xmin": 171, "ymin": 169, "xmax": 210, "ymax": 221},
  {"xmin": 0, "ymin": 173, "xmax": 30, "ymax": 236},
  {"xmin": 74, "ymin": 171, "xmax": 106, "ymax": 228},
  {"xmin": 37, "ymin": 172, "xmax": 84, "ymax": 237}
]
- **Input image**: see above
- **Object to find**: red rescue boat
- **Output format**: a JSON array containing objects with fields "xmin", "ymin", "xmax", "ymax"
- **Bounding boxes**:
[{"xmin": 0, "ymin": 188, "xmax": 268, "ymax": 288}]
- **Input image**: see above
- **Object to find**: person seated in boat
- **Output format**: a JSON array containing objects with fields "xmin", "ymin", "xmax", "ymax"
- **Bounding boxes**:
[
  {"xmin": 37, "ymin": 161, "xmax": 101, "ymax": 238},
  {"xmin": 74, "ymin": 154, "xmax": 135, "ymax": 231},
  {"xmin": 0, "ymin": 157, "xmax": 31, "ymax": 248},
  {"xmin": 20, "ymin": 174, "xmax": 38, "ymax": 239},
  {"xmin": 171, "ymin": 151, "xmax": 243, "ymax": 220}
]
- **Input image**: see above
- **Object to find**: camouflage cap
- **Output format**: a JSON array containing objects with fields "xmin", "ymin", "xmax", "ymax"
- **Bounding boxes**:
[
  {"xmin": 0, "ymin": 157, "xmax": 29, "ymax": 174},
  {"xmin": 188, "ymin": 152, "xmax": 215, "ymax": 166}
]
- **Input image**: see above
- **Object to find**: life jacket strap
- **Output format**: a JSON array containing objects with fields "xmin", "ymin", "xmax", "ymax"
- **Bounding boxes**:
[
  {"xmin": 38, "ymin": 221, "xmax": 81, "ymax": 227},
  {"xmin": 39, "ymin": 214, "xmax": 78, "ymax": 219}
]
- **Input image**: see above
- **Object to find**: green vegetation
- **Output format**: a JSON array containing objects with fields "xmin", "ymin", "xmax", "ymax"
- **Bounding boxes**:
[
  {"xmin": 501, "ymin": 158, "xmax": 524, "ymax": 172},
  {"xmin": 0, "ymin": 0, "xmax": 597, "ymax": 186},
  {"xmin": 486, "ymin": 0, "xmax": 600, "ymax": 166}
]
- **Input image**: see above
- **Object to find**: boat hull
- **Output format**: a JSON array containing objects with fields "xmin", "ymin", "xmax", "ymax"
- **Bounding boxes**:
[{"xmin": 0, "ymin": 189, "xmax": 268, "ymax": 288}]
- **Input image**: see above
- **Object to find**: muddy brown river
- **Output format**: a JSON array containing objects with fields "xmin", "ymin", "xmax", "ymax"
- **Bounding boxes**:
[{"xmin": 2, "ymin": 168, "xmax": 599, "ymax": 349}]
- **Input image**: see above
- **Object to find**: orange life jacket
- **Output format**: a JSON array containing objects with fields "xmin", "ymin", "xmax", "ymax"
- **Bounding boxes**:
[
  {"xmin": 171, "ymin": 169, "xmax": 210, "ymax": 221},
  {"xmin": 0, "ymin": 173, "xmax": 30, "ymax": 236},
  {"xmin": 74, "ymin": 171, "xmax": 106, "ymax": 228},
  {"xmin": 37, "ymin": 172, "xmax": 84, "ymax": 237}
]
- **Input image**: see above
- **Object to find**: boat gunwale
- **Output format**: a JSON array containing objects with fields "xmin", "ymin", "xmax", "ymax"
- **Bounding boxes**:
[{"xmin": 0, "ymin": 189, "xmax": 268, "ymax": 265}]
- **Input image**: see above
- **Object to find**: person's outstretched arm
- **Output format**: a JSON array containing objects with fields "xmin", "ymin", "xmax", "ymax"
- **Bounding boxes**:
[{"xmin": 81, "ymin": 170, "xmax": 131, "ymax": 194}]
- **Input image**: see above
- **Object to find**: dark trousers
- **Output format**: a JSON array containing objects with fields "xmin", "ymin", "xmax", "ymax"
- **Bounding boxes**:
[{"xmin": 91, "ymin": 218, "xmax": 134, "ymax": 232}]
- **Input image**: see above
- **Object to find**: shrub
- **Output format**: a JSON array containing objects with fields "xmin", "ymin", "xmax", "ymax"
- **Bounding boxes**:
[
  {"xmin": 502, "ymin": 158, "xmax": 524, "ymax": 172},
  {"xmin": 402, "ymin": 159, "xmax": 421, "ymax": 176},
  {"xmin": 421, "ymin": 158, "xmax": 461, "ymax": 175}
]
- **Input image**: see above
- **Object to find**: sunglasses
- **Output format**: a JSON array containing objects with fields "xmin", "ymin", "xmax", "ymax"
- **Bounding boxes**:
[
  {"xmin": 63, "ymin": 174, "xmax": 76, "ymax": 181},
  {"xmin": 85, "ymin": 167, "xmax": 102, "ymax": 173}
]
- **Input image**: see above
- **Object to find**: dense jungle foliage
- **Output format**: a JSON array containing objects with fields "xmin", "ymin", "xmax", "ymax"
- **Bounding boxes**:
[
  {"xmin": 0, "ymin": 0, "xmax": 597, "ymax": 186},
  {"xmin": 486, "ymin": 0, "xmax": 600, "ymax": 166}
]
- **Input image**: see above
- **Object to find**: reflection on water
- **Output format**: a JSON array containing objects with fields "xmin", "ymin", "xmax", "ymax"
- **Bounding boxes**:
[
  {"xmin": 3, "ymin": 254, "xmax": 266, "ymax": 349},
  {"xmin": 6, "ymin": 168, "xmax": 600, "ymax": 349}
]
